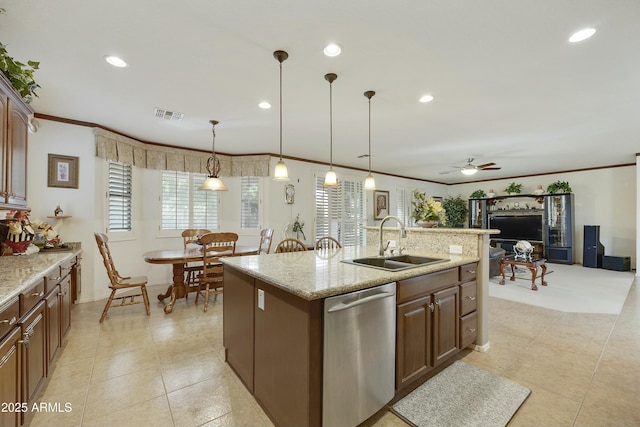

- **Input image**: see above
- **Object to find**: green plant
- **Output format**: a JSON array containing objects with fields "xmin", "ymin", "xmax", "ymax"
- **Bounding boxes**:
[
  {"xmin": 411, "ymin": 190, "xmax": 446, "ymax": 223},
  {"xmin": 546, "ymin": 180, "xmax": 572, "ymax": 194},
  {"xmin": 442, "ymin": 195, "xmax": 468, "ymax": 227},
  {"xmin": 504, "ymin": 182, "xmax": 522, "ymax": 194},
  {"xmin": 470, "ymin": 189, "xmax": 487, "ymax": 199},
  {"xmin": 0, "ymin": 9, "xmax": 40, "ymax": 102},
  {"xmin": 292, "ymin": 214, "xmax": 306, "ymax": 240}
]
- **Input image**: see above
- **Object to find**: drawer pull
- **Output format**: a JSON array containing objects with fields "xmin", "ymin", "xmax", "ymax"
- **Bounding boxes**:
[
  {"xmin": 466, "ymin": 270, "xmax": 476, "ymax": 274},
  {"xmin": 466, "ymin": 296, "xmax": 476, "ymax": 301},
  {"xmin": 428, "ymin": 302, "xmax": 435, "ymax": 312},
  {"xmin": 50, "ymin": 276, "xmax": 61, "ymax": 281},
  {"xmin": 468, "ymin": 328, "xmax": 476, "ymax": 333},
  {"xmin": 0, "ymin": 316, "xmax": 17, "ymax": 326},
  {"xmin": 32, "ymin": 291, "xmax": 44, "ymax": 298}
]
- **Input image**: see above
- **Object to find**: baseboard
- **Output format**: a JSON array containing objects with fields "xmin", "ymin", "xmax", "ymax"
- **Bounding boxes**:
[{"xmin": 472, "ymin": 342, "xmax": 491, "ymax": 353}]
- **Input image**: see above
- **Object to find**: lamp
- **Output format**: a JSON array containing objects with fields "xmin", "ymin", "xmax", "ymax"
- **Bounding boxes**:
[
  {"xmin": 273, "ymin": 50, "xmax": 289, "ymax": 181},
  {"xmin": 199, "ymin": 120, "xmax": 228, "ymax": 191},
  {"xmin": 324, "ymin": 73, "xmax": 338, "ymax": 187},
  {"xmin": 363, "ymin": 90, "xmax": 376, "ymax": 190}
]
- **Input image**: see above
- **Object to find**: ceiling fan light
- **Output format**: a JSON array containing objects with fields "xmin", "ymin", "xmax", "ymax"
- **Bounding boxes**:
[
  {"xmin": 273, "ymin": 159, "xmax": 289, "ymax": 181},
  {"xmin": 199, "ymin": 176, "xmax": 228, "ymax": 191},
  {"xmin": 461, "ymin": 168, "xmax": 478, "ymax": 176},
  {"xmin": 364, "ymin": 173, "xmax": 376, "ymax": 190},
  {"xmin": 569, "ymin": 28, "xmax": 596, "ymax": 43},
  {"xmin": 324, "ymin": 168, "xmax": 338, "ymax": 187}
]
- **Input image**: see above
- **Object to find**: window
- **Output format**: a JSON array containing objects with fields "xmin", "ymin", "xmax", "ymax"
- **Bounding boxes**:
[
  {"xmin": 161, "ymin": 171, "xmax": 218, "ymax": 230},
  {"xmin": 108, "ymin": 161, "xmax": 132, "ymax": 232},
  {"xmin": 315, "ymin": 174, "xmax": 365, "ymax": 246},
  {"xmin": 241, "ymin": 176, "xmax": 261, "ymax": 229},
  {"xmin": 397, "ymin": 187, "xmax": 414, "ymax": 227}
]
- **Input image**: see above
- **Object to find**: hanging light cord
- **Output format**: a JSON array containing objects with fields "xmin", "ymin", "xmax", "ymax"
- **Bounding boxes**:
[
  {"xmin": 279, "ymin": 59, "xmax": 283, "ymax": 161},
  {"xmin": 368, "ymin": 97, "xmax": 372, "ymax": 173},
  {"xmin": 329, "ymin": 80, "xmax": 333, "ymax": 167},
  {"xmin": 207, "ymin": 120, "xmax": 221, "ymax": 177}
]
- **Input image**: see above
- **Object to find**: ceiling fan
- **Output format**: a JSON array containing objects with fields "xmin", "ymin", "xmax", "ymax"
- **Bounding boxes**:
[{"xmin": 439, "ymin": 158, "xmax": 501, "ymax": 176}]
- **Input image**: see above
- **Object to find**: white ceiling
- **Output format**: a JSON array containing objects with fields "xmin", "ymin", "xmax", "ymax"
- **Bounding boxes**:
[{"xmin": 2, "ymin": 0, "xmax": 639, "ymax": 184}]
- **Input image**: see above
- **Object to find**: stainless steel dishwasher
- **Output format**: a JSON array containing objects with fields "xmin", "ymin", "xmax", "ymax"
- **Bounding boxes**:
[{"xmin": 323, "ymin": 282, "xmax": 396, "ymax": 427}]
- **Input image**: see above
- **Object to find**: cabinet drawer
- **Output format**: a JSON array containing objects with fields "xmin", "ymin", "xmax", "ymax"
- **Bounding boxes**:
[
  {"xmin": 459, "ymin": 281, "xmax": 477, "ymax": 316},
  {"xmin": 60, "ymin": 258, "xmax": 74, "ymax": 279},
  {"xmin": 45, "ymin": 266, "xmax": 63, "ymax": 293},
  {"xmin": 459, "ymin": 263, "xmax": 478, "ymax": 282},
  {"xmin": 20, "ymin": 278, "xmax": 45, "ymax": 317},
  {"xmin": 0, "ymin": 297, "xmax": 19, "ymax": 340},
  {"xmin": 460, "ymin": 311, "xmax": 477, "ymax": 348},
  {"xmin": 397, "ymin": 268, "xmax": 458, "ymax": 303}
]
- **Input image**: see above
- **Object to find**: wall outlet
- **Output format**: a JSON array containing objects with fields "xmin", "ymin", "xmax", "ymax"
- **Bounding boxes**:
[
  {"xmin": 258, "ymin": 289, "xmax": 265, "ymax": 310},
  {"xmin": 449, "ymin": 244, "xmax": 463, "ymax": 254}
]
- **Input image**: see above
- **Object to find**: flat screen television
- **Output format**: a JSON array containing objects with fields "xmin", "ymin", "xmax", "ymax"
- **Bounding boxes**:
[{"xmin": 488, "ymin": 214, "xmax": 543, "ymax": 241}]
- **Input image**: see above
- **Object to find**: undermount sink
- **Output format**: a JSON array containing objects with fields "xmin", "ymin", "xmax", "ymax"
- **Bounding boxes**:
[{"xmin": 342, "ymin": 255, "xmax": 447, "ymax": 271}]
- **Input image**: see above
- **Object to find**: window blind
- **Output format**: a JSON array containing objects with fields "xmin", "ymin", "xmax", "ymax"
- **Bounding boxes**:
[
  {"xmin": 397, "ymin": 187, "xmax": 413, "ymax": 227},
  {"xmin": 108, "ymin": 161, "xmax": 132, "ymax": 232},
  {"xmin": 160, "ymin": 171, "xmax": 218, "ymax": 230},
  {"xmin": 314, "ymin": 174, "xmax": 365, "ymax": 246},
  {"xmin": 241, "ymin": 176, "xmax": 260, "ymax": 229}
]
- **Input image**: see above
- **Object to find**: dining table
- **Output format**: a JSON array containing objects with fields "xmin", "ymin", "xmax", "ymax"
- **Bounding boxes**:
[{"xmin": 143, "ymin": 245, "xmax": 258, "ymax": 313}]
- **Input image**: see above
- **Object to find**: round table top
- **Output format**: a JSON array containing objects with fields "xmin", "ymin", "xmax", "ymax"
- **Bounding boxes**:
[{"xmin": 143, "ymin": 245, "xmax": 258, "ymax": 264}]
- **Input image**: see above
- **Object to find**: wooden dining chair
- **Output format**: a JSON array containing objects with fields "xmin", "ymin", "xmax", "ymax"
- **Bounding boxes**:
[
  {"xmin": 196, "ymin": 232, "xmax": 238, "ymax": 312},
  {"xmin": 315, "ymin": 236, "xmax": 342, "ymax": 250},
  {"xmin": 257, "ymin": 228, "xmax": 275, "ymax": 254},
  {"xmin": 274, "ymin": 238, "xmax": 308, "ymax": 253},
  {"xmin": 181, "ymin": 229, "xmax": 210, "ymax": 294},
  {"xmin": 94, "ymin": 232, "xmax": 150, "ymax": 323}
]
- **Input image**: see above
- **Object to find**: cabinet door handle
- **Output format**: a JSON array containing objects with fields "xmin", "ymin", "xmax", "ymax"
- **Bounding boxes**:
[
  {"xmin": 19, "ymin": 331, "xmax": 33, "ymax": 348},
  {"xmin": 468, "ymin": 328, "xmax": 476, "ymax": 333},
  {"xmin": 1, "ymin": 316, "xmax": 17, "ymax": 326},
  {"xmin": 32, "ymin": 291, "xmax": 44, "ymax": 298},
  {"xmin": 466, "ymin": 296, "xmax": 476, "ymax": 301},
  {"xmin": 428, "ymin": 302, "xmax": 434, "ymax": 312}
]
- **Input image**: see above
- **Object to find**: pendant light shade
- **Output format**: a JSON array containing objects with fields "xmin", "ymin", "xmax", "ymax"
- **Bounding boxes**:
[
  {"xmin": 324, "ymin": 73, "xmax": 338, "ymax": 187},
  {"xmin": 199, "ymin": 120, "xmax": 228, "ymax": 191},
  {"xmin": 273, "ymin": 50, "xmax": 289, "ymax": 181},
  {"xmin": 364, "ymin": 90, "xmax": 376, "ymax": 190}
]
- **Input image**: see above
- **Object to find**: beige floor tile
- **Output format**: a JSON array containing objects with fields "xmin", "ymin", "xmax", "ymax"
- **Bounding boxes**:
[
  {"xmin": 199, "ymin": 404, "xmax": 269, "ymax": 427},
  {"xmin": 160, "ymin": 349, "xmax": 229, "ymax": 393},
  {"xmin": 41, "ymin": 354, "xmax": 94, "ymax": 395},
  {"xmin": 576, "ymin": 377, "xmax": 640, "ymax": 426},
  {"xmin": 90, "ymin": 344, "xmax": 160, "ymax": 384},
  {"xmin": 28, "ymin": 385, "xmax": 86, "ymax": 427},
  {"xmin": 82, "ymin": 367, "xmax": 166, "ymax": 421},
  {"xmin": 371, "ymin": 411, "xmax": 410, "ymax": 426},
  {"xmin": 506, "ymin": 379, "xmax": 581, "ymax": 427},
  {"xmin": 81, "ymin": 395, "xmax": 173, "ymax": 427}
]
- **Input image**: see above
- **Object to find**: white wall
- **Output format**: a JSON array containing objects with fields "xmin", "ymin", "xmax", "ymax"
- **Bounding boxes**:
[
  {"xmin": 448, "ymin": 167, "xmax": 637, "ymax": 269},
  {"xmin": 26, "ymin": 119, "xmax": 637, "ymax": 303}
]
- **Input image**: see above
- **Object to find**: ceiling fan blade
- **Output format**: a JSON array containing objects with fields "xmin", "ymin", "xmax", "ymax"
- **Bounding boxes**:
[
  {"xmin": 476, "ymin": 162, "xmax": 496, "ymax": 169},
  {"xmin": 438, "ymin": 170, "xmax": 454, "ymax": 174},
  {"xmin": 480, "ymin": 167, "xmax": 501, "ymax": 171}
]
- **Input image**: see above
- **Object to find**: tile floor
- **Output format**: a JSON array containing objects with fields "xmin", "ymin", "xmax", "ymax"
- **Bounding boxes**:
[{"xmin": 29, "ymin": 276, "xmax": 640, "ymax": 427}]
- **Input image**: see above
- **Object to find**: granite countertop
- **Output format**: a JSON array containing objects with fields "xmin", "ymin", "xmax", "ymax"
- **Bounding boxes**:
[
  {"xmin": 364, "ymin": 226, "xmax": 500, "ymax": 235},
  {"xmin": 221, "ymin": 246, "xmax": 478, "ymax": 301},
  {"xmin": 0, "ymin": 244, "xmax": 82, "ymax": 307}
]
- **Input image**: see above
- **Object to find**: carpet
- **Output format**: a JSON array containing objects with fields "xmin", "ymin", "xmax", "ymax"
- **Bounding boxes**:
[
  {"xmin": 489, "ymin": 263, "xmax": 634, "ymax": 314},
  {"xmin": 391, "ymin": 361, "xmax": 530, "ymax": 427}
]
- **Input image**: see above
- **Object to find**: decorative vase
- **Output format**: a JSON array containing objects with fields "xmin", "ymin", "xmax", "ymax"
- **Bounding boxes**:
[{"xmin": 416, "ymin": 220, "xmax": 438, "ymax": 228}]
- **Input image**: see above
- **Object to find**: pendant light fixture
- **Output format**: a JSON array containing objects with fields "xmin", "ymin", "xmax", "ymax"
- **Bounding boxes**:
[
  {"xmin": 199, "ymin": 120, "xmax": 228, "ymax": 191},
  {"xmin": 273, "ymin": 50, "xmax": 289, "ymax": 181},
  {"xmin": 324, "ymin": 73, "xmax": 338, "ymax": 187},
  {"xmin": 363, "ymin": 90, "xmax": 376, "ymax": 190}
]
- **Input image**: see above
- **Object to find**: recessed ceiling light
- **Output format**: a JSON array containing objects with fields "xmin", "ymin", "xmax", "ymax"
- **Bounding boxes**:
[
  {"xmin": 419, "ymin": 94, "xmax": 434, "ymax": 103},
  {"xmin": 569, "ymin": 28, "xmax": 596, "ymax": 43},
  {"xmin": 258, "ymin": 101, "xmax": 271, "ymax": 109},
  {"xmin": 105, "ymin": 55, "xmax": 128, "ymax": 67},
  {"xmin": 323, "ymin": 43, "xmax": 342, "ymax": 57}
]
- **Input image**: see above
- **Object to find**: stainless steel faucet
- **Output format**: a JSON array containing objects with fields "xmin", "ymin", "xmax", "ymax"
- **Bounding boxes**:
[{"xmin": 378, "ymin": 215, "xmax": 407, "ymax": 256}]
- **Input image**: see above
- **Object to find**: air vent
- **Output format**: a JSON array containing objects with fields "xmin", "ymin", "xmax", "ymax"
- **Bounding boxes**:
[{"xmin": 153, "ymin": 108, "xmax": 184, "ymax": 121}]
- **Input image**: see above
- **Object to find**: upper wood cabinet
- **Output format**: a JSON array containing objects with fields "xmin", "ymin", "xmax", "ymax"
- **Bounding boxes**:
[{"xmin": 0, "ymin": 73, "xmax": 34, "ymax": 208}]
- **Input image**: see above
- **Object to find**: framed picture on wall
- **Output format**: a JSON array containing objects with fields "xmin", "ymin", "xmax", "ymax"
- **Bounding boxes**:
[
  {"xmin": 48, "ymin": 154, "xmax": 79, "ymax": 188},
  {"xmin": 373, "ymin": 190, "xmax": 390, "ymax": 220}
]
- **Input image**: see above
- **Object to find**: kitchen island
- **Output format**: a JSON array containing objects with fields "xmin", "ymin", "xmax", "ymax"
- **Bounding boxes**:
[{"xmin": 221, "ymin": 228, "xmax": 496, "ymax": 427}]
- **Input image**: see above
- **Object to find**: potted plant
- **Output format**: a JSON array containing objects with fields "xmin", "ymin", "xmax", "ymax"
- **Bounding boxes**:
[
  {"xmin": 546, "ymin": 180, "xmax": 572, "ymax": 194},
  {"xmin": 411, "ymin": 190, "xmax": 446, "ymax": 227},
  {"xmin": 442, "ymin": 195, "xmax": 468, "ymax": 227},
  {"xmin": 0, "ymin": 9, "xmax": 40, "ymax": 103},
  {"xmin": 504, "ymin": 182, "xmax": 522, "ymax": 195},
  {"xmin": 470, "ymin": 189, "xmax": 487, "ymax": 199}
]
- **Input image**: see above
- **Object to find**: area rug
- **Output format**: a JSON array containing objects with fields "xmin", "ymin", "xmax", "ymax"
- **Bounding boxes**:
[
  {"xmin": 391, "ymin": 361, "xmax": 530, "ymax": 427},
  {"xmin": 489, "ymin": 263, "xmax": 634, "ymax": 314}
]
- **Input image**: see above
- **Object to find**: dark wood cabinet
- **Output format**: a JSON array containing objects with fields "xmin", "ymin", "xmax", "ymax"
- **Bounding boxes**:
[
  {"xmin": 60, "ymin": 275, "xmax": 71, "ymax": 339},
  {"xmin": 0, "ymin": 73, "xmax": 33, "ymax": 208},
  {"xmin": 19, "ymin": 300, "xmax": 46, "ymax": 426},
  {"xmin": 45, "ymin": 286, "xmax": 61, "ymax": 367},
  {"xmin": 432, "ymin": 286, "xmax": 459, "ymax": 366},
  {"xmin": 71, "ymin": 259, "xmax": 82, "ymax": 304},
  {"xmin": 0, "ymin": 327, "xmax": 21, "ymax": 427},
  {"xmin": 396, "ymin": 295, "xmax": 432, "ymax": 389}
]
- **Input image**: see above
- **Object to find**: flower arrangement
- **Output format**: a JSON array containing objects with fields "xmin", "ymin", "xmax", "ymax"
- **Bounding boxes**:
[
  {"xmin": 292, "ymin": 214, "xmax": 306, "ymax": 241},
  {"xmin": 411, "ymin": 190, "xmax": 446, "ymax": 223}
]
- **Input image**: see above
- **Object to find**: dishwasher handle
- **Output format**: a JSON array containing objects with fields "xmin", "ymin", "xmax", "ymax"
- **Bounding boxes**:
[{"xmin": 327, "ymin": 291, "xmax": 394, "ymax": 313}]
